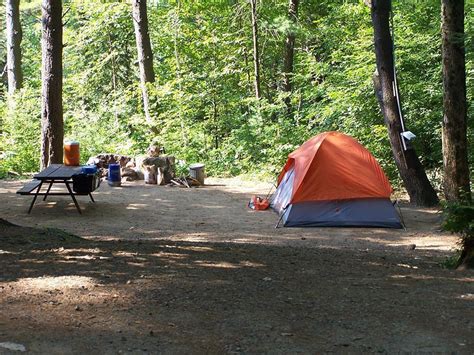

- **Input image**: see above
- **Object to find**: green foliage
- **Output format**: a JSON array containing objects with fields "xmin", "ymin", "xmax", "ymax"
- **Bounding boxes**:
[
  {"xmin": 442, "ymin": 195, "xmax": 474, "ymax": 267},
  {"xmin": 0, "ymin": 0, "xmax": 472, "ymax": 187},
  {"xmin": 0, "ymin": 89, "xmax": 41, "ymax": 177},
  {"xmin": 443, "ymin": 197, "xmax": 474, "ymax": 241},
  {"xmin": 440, "ymin": 251, "xmax": 462, "ymax": 269}
]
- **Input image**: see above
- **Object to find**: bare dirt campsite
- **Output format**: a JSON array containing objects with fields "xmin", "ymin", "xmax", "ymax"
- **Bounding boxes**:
[{"xmin": 0, "ymin": 178, "xmax": 473, "ymax": 354}]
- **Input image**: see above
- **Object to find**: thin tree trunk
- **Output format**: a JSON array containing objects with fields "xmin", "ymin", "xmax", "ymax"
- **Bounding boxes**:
[
  {"xmin": 441, "ymin": 0, "xmax": 470, "ymax": 201},
  {"xmin": 249, "ymin": 0, "xmax": 261, "ymax": 100},
  {"xmin": 238, "ymin": 11, "xmax": 252, "ymax": 96},
  {"xmin": 282, "ymin": 0, "xmax": 298, "ymax": 96},
  {"xmin": 132, "ymin": 0, "xmax": 155, "ymax": 125},
  {"xmin": 243, "ymin": 44, "xmax": 252, "ymax": 94},
  {"xmin": 41, "ymin": 0, "xmax": 63, "ymax": 169},
  {"xmin": 371, "ymin": 0, "xmax": 438, "ymax": 206},
  {"xmin": 6, "ymin": 0, "xmax": 23, "ymax": 94},
  {"xmin": 108, "ymin": 33, "xmax": 119, "ymax": 126},
  {"xmin": 172, "ymin": 4, "xmax": 187, "ymax": 146}
]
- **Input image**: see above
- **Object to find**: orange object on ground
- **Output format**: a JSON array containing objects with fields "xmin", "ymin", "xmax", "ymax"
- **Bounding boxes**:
[
  {"xmin": 277, "ymin": 131, "xmax": 392, "ymax": 203},
  {"xmin": 64, "ymin": 141, "xmax": 80, "ymax": 166},
  {"xmin": 249, "ymin": 195, "xmax": 270, "ymax": 210}
]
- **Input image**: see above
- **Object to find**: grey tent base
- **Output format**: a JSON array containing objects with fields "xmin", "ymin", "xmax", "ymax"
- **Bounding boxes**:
[{"xmin": 276, "ymin": 198, "xmax": 403, "ymax": 229}]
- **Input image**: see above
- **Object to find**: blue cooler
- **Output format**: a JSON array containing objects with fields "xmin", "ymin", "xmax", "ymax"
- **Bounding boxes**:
[
  {"xmin": 73, "ymin": 165, "xmax": 100, "ymax": 193},
  {"xmin": 108, "ymin": 163, "xmax": 121, "ymax": 187},
  {"xmin": 81, "ymin": 165, "xmax": 97, "ymax": 174}
]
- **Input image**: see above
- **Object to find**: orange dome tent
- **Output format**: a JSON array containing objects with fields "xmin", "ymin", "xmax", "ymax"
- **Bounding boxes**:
[{"xmin": 271, "ymin": 131, "xmax": 402, "ymax": 228}]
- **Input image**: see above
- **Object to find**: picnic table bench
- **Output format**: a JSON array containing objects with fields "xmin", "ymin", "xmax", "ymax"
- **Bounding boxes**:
[
  {"xmin": 16, "ymin": 164, "xmax": 100, "ymax": 214},
  {"xmin": 17, "ymin": 179, "xmax": 42, "ymax": 195}
]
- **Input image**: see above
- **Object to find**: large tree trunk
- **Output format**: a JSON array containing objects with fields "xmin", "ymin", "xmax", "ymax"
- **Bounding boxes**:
[
  {"xmin": 249, "ymin": 0, "xmax": 261, "ymax": 100},
  {"xmin": 41, "ymin": 0, "xmax": 63, "ymax": 169},
  {"xmin": 6, "ymin": 0, "xmax": 23, "ymax": 94},
  {"xmin": 441, "ymin": 0, "xmax": 471, "ymax": 201},
  {"xmin": 371, "ymin": 0, "xmax": 438, "ymax": 206},
  {"xmin": 132, "ymin": 0, "xmax": 155, "ymax": 125},
  {"xmin": 282, "ymin": 0, "xmax": 298, "ymax": 95}
]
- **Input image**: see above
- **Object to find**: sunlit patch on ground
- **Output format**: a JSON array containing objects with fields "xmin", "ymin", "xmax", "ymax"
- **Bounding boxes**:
[
  {"xmin": 126, "ymin": 203, "xmax": 148, "ymax": 210},
  {"xmin": 194, "ymin": 260, "xmax": 263, "ymax": 269},
  {"xmin": 11, "ymin": 275, "xmax": 97, "ymax": 291},
  {"xmin": 0, "ymin": 250, "xmax": 16, "ymax": 255}
]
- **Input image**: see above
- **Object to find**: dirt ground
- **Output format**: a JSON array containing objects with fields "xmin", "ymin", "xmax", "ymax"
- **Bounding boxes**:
[{"xmin": 0, "ymin": 178, "xmax": 473, "ymax": 354}]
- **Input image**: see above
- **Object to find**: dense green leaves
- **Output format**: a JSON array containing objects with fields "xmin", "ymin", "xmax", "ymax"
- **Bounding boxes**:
[{"xmin": 0, "ymin": 0, "xmax": 472, "ymax": 187}]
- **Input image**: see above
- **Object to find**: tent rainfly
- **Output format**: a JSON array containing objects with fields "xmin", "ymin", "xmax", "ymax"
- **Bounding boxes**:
[{"xmin": 271, "ymin": 131, "xmax": 402, "ymax": 228}]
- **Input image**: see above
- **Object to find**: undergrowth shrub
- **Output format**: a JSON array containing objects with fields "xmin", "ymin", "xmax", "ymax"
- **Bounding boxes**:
[{"xmin": 442, "ymin": 196, "xmax": 474, "ymax": 268}]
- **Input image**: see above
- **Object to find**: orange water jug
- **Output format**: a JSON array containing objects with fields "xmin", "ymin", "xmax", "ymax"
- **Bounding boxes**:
[{"xmin": 64, "ymin": 141, "xmax": 80, "ymax": 166}]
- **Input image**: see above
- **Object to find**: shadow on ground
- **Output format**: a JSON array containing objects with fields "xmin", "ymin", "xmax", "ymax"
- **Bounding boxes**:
[{"xmin": 0, "ymin": 221, "xmax": 473, "ymax": 354}]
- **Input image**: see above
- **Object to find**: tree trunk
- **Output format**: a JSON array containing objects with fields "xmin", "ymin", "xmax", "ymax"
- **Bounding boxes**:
[
  {"xmin": 41, "ymin": 0, "xmax": 63, "ymax": 169},
  {"xmin": 6, "ymin": 0, "xmax": 23, "ymax": 94},
  {"xmin": 441, "ymin": 0, "xmax": 471, "ymax": 201},
  {"xmin": 282, "ymin": 0, "xmax": 298, "ymax": 95},
  {"xmin": 132, "ymin": 0, "xmax": 155, "ymax": 125},
  {"xmin": 172, "ymin": 4, "xmax": 187, "ymax": 146},
  {"xmin": 371, "ymin": 0, "xmax": 438, "ymax": 206},
  {"xmin": 249, "ymin": 0, "xmax": 261, "ymax": 100}
]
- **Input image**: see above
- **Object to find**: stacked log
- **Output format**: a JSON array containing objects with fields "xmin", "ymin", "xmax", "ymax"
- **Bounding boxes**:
[
  {"xmin": 140, "ymin": 156, "xmax": 175, "ymax": 185},
  {"xmin": 87, "ymin": 152, "xmax": 175, "ymax": 184},
  {"xmin": 86, "ymin": 153, "xmax": 132, "ymax": 169}
]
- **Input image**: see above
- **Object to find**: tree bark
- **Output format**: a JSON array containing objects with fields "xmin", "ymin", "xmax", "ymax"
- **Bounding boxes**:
[
  {"xmin": 282, "ymin": 0, "xmax": 298, "ymax": 95},
  {"xmin": 6, "ymin": 0, "xmax": 23, "ymax": 94},
  {"xmin": 441, "ymin": 0, "xmax": 471, "ymax": 201},
  {"xmin": 249, "ymin": 0, "xmax": 261, "ymax": 100},
  {"xmin": 132, "ymin": 0, "xmax": 155, "ymax": 125},
  {"xmin": 371, "ymin": 0, "xmax": 438, "ymax": 206},
  {"xmin": 41, "ymin": 0, "xmax": 64, "ymax": 169}
]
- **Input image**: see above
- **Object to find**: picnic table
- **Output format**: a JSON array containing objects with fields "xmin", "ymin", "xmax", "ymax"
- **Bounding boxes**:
[{"xmin": 16, "ymin": 164, "xmax": 98, "ymax": 214}]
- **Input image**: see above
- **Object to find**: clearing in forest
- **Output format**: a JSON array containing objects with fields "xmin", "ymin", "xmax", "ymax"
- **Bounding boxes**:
[{"xmin": 0, "ymin": 178, "xmax": 473, "ymax": 353}]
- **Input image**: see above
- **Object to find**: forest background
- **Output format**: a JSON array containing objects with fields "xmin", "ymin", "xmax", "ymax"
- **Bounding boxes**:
[{"xmin": 0, "ymin": 0, "xmax": 472, "ymax": 190}]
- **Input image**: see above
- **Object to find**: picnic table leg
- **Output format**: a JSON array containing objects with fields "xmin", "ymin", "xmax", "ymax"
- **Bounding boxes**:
[
  {"xmin": 89, "ymin": 193, "xmax": 95, "ymax": 203},
  {"xmin": 43, "ymin": 182, "xmax": 53, "ymax": 201},
  {"xmin": 65, "ymin": 182, "xmax": 82, "ymax": 214},
  {"xmin": 28, "ymin": 181, "xmax": 44, "ymax": 214}
]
